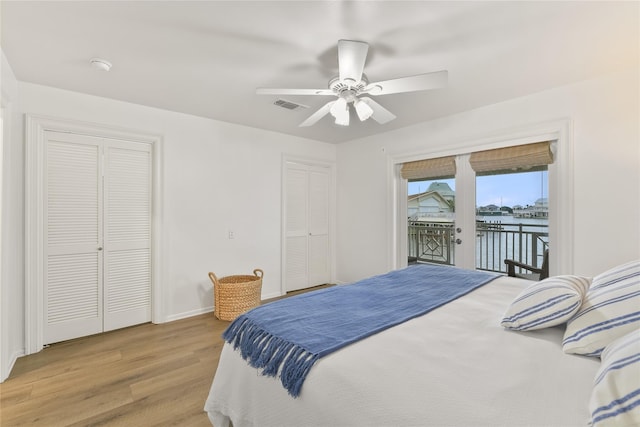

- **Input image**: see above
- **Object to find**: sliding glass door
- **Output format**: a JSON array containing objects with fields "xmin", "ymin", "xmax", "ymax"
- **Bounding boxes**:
[{"xmin": 402, "ymin": 142, "xmax": 552, "ymax": 275}]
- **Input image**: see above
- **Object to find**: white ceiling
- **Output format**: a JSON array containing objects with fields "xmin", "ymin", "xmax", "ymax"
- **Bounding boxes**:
[{"xmin": 1, "ymin": 1, "xmax": 637, "ymax": 144}]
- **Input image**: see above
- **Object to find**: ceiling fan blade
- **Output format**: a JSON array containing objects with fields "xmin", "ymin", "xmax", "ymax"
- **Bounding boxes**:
[
  {"xmin": 338, "ymin": 39, "xmax": 369, "ymax": 84},
  {"xmin": 256, "ymin": 88, "xmax": 334, "ymax": 96},
  {"xmin": 364, "ymin": 70, "xmax": 448, "ymax": 95},
  {"xmin": 299, "ymin": 101, "xmax": 336, "ymax": 127},
  {"xmin": 359, "ymin": 97, "xmax": 396, "ymax": 124}
]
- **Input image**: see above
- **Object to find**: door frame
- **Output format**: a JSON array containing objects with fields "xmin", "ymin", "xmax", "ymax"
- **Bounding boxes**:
[
  {"xmin": 388, "ymin": 118, "xmax": 573, "ymax": 275},
  {"xmin": 25, "ymin": 115, "xmax": 164, "ymax": 355},
  {"xmin": 0, "ymin": 105, "xmax": 5, "ymax": 381},
  {"xmin": 281, "ymin": 155, "xmax": 336, "ymax": 296}
]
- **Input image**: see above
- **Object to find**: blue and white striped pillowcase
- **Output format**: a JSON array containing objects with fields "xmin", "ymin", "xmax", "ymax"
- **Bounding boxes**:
[
  {"xmin": 501, "ymin": 275, "xmax": 591, "ymax": 331},
  {"xmin": 563, "ymin": 260, "xmax": 640, "ymax": 357},
  {"xmin": 589, "ymin": 330, "xmax": 640, "ymax": 427}
]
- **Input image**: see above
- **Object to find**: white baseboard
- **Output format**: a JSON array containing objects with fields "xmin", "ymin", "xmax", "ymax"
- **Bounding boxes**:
[
  {"xmin": 160, "ymin": 290, "xmax": 303, "ymax": 324},
  {"xmin": 162, "ymin": 306, "xmax": 214, "ymax": 323},
  {"xmin": 261, "ymin": 291, "xmax": 282, "ymax": 300},
  {"xmin": 1, "ymin": 349, "xmax": 25, "ymax": 383}
]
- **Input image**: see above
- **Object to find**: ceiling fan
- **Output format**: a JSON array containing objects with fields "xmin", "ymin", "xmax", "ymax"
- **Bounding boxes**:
[{"xmin": 256, "ymin": 39, "xmax": 448, "ymax": 127}]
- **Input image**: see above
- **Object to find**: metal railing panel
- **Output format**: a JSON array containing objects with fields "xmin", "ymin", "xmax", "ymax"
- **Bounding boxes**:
[{"xmin": 408, "ymin": 220, "xmax": 548, "ymax": 274}]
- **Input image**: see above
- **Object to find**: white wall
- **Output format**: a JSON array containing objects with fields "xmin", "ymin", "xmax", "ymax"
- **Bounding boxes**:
[
  {"xmin": 4, "ymin": 82, "xmax": 335, "ymax": 365},
  {"xmin": 336, "ymin": 67, "xmax": 640, "ymax": 283}
]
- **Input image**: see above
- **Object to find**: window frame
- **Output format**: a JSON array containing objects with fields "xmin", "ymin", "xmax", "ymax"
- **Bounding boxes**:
[{"xmin": 387, "ymin": 118, "xmax": 573, "ymax": 276}]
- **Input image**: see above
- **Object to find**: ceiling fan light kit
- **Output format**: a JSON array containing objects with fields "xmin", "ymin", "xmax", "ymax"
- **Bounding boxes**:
[
  {"xmin": 329, "ymin": 97, "xmax": 347, "ymax": 118},
  {"xmin": 354, "ymin": 99, "xmax": 374, "ymax": 121},
  {"xmin": 256, "ymin": 39, "xmax": 448, "ymax": 128},
  {"xmin": 334, "ymin": 111, "xmax": 349, "ymax": 126},
  {"xmin": 328, "ymin": 97, "xmax": 349, "ymax": 126}
]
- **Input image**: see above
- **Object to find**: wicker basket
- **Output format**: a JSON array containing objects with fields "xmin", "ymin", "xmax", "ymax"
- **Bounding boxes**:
[{"xmin": 209, "ymin": 269, "xmax": 263, "ymax": 321}]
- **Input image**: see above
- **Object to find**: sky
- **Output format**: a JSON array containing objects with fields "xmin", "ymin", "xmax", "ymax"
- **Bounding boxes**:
[{"xmin": 408, "ymin": 170, "xmax": 548, "ymax": 208}]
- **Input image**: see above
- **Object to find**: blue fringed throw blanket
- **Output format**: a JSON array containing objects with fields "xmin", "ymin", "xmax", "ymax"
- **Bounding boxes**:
[{"xmin": 223, "ymin": 263, "xmax": 499, "ymax": 397}]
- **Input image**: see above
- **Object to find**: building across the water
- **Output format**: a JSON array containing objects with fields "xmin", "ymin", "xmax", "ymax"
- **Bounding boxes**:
[
  {"xmin": 408, "ymin": 182, "xmax": 455, "ymax": 221},
  {"xmin": 513, "ymin": 198, "xmax": 548, "ymax": 218},
  {"xmin": 409, "ymin": 182, "xmax": 548, "ymax": 220}
]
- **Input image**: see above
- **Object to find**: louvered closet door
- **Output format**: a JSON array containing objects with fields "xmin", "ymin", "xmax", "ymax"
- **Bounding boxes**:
[
  {"xmin": 44, "ymin": 132, "xmax": 152, "ymax": 345},
  {"xmin": 103, "ymin": 142, "xmax": 152, "ymax": 331},
  {"xmin": 44, "ymin": 132, "xmax": 103, "ymax": 344}
]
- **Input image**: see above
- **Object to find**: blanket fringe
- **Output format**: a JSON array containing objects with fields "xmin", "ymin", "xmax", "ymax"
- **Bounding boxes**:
[{"xmin": 223, "ymin": 316, "xmax": 319, "ymax": 397}]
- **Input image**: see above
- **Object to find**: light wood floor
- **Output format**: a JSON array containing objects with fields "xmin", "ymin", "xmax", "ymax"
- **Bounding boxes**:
[
  {"xmin": 0, "ymin": 285, "xmax": 331, "ymax": 427},
  {"xmin": 1, "ymin": 313, "xmax": 225, "ymax": 426}
]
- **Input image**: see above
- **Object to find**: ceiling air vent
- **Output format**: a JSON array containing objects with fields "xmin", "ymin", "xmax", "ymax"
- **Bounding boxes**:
[{"xmin": 274, "ymin": 99, "xmax": 309, "ymax": 111}]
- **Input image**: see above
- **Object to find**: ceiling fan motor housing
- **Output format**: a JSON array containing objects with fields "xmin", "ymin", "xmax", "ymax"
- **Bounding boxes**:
[{"xmin": 329, "ymin": 75, "xmax": 368, "ymax": 101}]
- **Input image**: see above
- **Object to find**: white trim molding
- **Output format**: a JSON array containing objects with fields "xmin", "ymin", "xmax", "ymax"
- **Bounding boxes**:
[
  {"xmin": 0, "ymin": 102, "xmax": 8, "ymax": 381},
  {"xmin": 1, "ymin": 69, "xmax": 18, "ymax": 381},
  {"xmin": 164, "ymin": 306, "xmax": 214, "ymax": 323},
  {"xmin": 25, "ymin": 115, "xmax": 164, "ymax": 354},
  {"xmin": 387, "ymin": 118, "xmax": 574, "ymax": 276}
]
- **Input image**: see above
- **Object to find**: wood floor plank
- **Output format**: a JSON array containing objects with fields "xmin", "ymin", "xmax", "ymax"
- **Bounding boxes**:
[{"xmin": 0, "ymin": 383, "xmax": 33, "ymax": 407}]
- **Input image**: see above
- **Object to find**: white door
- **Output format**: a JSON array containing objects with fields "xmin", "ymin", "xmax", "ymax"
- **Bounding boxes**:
[
  {"xmin": 103, "ymin": 142, "xmax": 152, "ymax": 331},
  {"xmin": 307, "ymin": 168, "xmax": 330, "ymax": 286},
  {"xmin": 284, "ymin": 161, "xmax": 331, "ymax": 292},
  {"xmin": 44, "ymin": 131, "xmax": 151, "ymax": 344},
  {"xmin": 44, "ymin": 132, "xmax": 104, "ymax": 343},
  {"xmin": 284, "ymin": 164, "xmax": 309, "ymax": 292}
]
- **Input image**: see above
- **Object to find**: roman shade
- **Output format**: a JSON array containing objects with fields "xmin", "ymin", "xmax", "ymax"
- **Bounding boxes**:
[
  {"xmin": 401, "ymin": 156, "xmax": 456, "ymax": 180},
  {"xmin": 469, "ymin": 141, "xmax": 554, "ymax": 174}
]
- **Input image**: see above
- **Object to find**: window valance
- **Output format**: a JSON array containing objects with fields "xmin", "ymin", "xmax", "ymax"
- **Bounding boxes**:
[
  {"xmin": 469, "ymin": 141, "xmax": 553, "ymax": 174},
  {"xmin": 400, "ymin": 156, "xmax": 456, "ymax": 180}
]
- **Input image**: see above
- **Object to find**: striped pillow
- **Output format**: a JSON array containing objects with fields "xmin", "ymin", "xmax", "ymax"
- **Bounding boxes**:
[
  {"xmin": 589, "ymin": 330, "xmax": 640, "ymax": 427},
  {"xmin": 563, "ymin": 260, "xmax": 640, "ymax": 357},
  {"xmin": 501, "ymin": 275, "xmax": 591, "ymax": 331}
]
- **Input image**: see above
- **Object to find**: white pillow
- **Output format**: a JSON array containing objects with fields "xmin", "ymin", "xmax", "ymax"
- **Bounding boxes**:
[
  {"xmin": 589, "ymin": 330, "xmax": 640, "ymax": 427},
  {"xmin": 501, "ymin": 275, "xmax": 591, "ymax": 331},
  {"xmin": 563, "ymin": 260, "xmax": 640, "ymax": 356}
]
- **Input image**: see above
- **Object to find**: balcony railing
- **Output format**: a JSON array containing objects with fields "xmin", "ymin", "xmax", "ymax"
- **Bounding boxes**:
[
  {"xmin": 408, "ymin": 220, "xmax": 548, "ymax": 275},
  {"xmin": 408, "ymin": 222, "xmax": 456, "ymax": 265}
]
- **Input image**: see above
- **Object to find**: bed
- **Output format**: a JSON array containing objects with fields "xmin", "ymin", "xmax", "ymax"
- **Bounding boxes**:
[{"xmin": 204, "ymin": 261, "xmax": 640, "ymax": 427}]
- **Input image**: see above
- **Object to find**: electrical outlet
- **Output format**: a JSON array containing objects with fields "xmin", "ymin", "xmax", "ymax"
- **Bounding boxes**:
[{"xmin": 228, "ymin": 230, "xmax": 234, "ymax": 239}]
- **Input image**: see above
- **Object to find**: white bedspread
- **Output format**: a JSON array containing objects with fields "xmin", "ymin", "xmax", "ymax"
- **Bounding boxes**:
[{"xmin": 204, "ymin": 276, "xmax": 599, "ymax": 427}]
